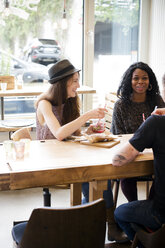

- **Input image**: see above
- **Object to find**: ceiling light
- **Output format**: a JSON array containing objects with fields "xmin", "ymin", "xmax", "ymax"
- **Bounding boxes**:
[{"xmin": 61, "ymin": 0, "xmax": 68, "ymax": 30}]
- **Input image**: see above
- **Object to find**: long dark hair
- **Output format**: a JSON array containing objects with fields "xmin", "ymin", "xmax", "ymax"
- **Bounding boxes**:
[
  {"xmin": 117, "ymin": 62, "xmax": 160, "ymax": 109},
  {"xmin": 35, "ymin": 73, "xmax": 80, "ymax": 125}
]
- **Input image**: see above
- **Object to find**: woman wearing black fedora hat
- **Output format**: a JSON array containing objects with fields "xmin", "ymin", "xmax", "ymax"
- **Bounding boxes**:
[
  {"xmin": 35, "ymin": 59, "xmax": 128, "ymax": 244},
  {"xmin": 35, "ymin": 59, "xmax": 107, "ymax": 141}
]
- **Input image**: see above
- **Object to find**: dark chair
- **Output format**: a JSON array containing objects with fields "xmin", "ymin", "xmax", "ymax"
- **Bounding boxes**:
[
  {"xmin": 105, "ymin": 242, "xmax": 132, "ymax": 248},
  {"xmin": 12, "ymin": 198, "xmax": 106, "ymax": 248},
  {"xmin": 131, "ymin": 223, "xmax": 165, "ymax": 248}
]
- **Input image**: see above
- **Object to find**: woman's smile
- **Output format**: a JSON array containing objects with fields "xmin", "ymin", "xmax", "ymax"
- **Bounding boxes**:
[{"xmin": 135, "ymin": 85, "xmax": 147, "ymax": 92}]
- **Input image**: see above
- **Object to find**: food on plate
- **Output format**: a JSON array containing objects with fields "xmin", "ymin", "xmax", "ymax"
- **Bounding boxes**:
[
  {"xmin": 68, "ymin": 130, "xmax": 118, "ymax": 144},
  {"xmin": 84, "ymin": 133, "xmax": 116, "ymax": 143}
]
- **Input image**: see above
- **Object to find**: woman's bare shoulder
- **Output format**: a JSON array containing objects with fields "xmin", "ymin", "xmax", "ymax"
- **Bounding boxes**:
[{"xmin": 39, "ymin": 99, "xmax": 51, "ymax": 107}]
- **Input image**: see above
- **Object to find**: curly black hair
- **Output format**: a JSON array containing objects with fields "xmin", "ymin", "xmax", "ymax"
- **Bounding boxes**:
[{"xmin": 117, "ymin": 62, "xmax": 160, "ymax": 105}]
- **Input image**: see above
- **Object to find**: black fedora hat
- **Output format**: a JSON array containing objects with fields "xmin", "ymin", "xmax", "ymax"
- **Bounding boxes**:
[{"xmin": 48, "ymin": 59, "xmax": 81, "ymax": 84}]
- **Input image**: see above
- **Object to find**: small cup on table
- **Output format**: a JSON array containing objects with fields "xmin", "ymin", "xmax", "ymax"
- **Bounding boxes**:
[
  {"xmin": 14, "ymin": 141, "xmax": 25, "ymax": 159},
  {"xmin": 3, "ymin": 140, "xmax": 14, "ymax": 159}
]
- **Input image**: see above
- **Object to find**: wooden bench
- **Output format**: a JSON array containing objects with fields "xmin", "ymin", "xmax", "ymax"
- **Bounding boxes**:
[{"xmin": 105, "ymin": 92, "xmax": 118, "ymax": 130}]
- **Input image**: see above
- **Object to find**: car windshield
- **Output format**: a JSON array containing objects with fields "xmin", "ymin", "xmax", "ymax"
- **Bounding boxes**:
[{"xmin": 38, "ymin": 39, "xmax": 58, "ymax": 45}]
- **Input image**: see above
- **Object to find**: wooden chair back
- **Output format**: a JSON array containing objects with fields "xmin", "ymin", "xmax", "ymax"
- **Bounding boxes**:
[
  {"xmin": 105, "ymin": 92, "xmax": 118, "ymax": 130},
  {"xmin": 131, "ymin": 223, "xmax": 165, "ymax": 248},
  {"xmin": 12, "ymin": 199, "xmax": 106, "ymax": 248},
  {"xmin": 11, "ymin": 127, "xmax": 32, "ymax": 141}
]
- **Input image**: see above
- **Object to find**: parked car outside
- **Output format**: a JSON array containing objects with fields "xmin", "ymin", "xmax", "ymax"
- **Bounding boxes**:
[
  {"xmin": 23, "ymin": 38, "xmax": 61, "ymax": 65},
  {"xmin": 0, "ymin": 49, "xmax": 49, "ymax": 83},
  {"xmin": 0, "ymin": 49, "xmax": 49, "ymax": 115}
]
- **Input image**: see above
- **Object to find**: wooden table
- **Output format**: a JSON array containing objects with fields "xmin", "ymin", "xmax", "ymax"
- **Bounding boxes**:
[
  {"xmin": 0, "ymin": 85, "xmax": 96, "ymax": 120},
  {"xmin": 0, "ymin": 134, "xmax": 154, "ymax": 206}
]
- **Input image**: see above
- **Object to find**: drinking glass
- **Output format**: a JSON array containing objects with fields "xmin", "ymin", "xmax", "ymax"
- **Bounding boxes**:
[
  {"xmin": 14, "ymin": 141, "xmax": 25, "ymax": 159},
  {"xmin": 3, "ymin": 140, "xmax": 14, "ymax": 159}
]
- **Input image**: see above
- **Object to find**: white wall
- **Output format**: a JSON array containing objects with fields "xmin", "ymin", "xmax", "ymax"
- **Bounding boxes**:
[
  {"xmin": 148, "ymin": 0, "xmax": 165, "ymax": 90},
  {"xmin": 139, "ymin": 0, "xmax": 165, "ymax": 91},
  {"xmin": 138, "ymin": 0, "xmax": 151, "ymax": 64}
]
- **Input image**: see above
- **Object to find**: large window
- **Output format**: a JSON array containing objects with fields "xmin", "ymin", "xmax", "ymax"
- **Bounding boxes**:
[
  {"xmin": 0, "ymin": 0, "xmax": 140, "ymax": 117},
  {"xmin": 93, "ymin": 0, "xmax": 140, "ymax": 105}
]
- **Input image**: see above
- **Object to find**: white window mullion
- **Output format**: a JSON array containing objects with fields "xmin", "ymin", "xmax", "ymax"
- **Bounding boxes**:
[{"xmin": 83, "ymin": 0, "xmax": 95, "ymax": 112}]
